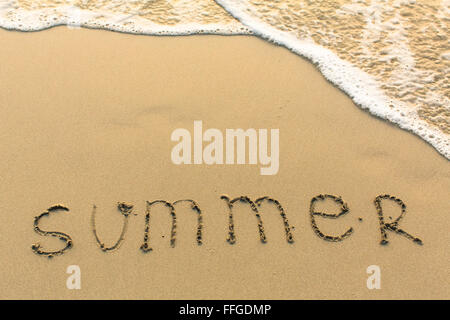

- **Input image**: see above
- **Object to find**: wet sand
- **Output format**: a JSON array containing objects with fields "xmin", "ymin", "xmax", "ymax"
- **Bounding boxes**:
[{"xmin": 0, "ymin": 27, "xmax": 448, "ymax": 299}]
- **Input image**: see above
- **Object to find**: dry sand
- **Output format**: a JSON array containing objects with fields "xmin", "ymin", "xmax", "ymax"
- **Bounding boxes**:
[{"xmin": 0, "ymin": 27, "xmax": 448, "ymax": 299}]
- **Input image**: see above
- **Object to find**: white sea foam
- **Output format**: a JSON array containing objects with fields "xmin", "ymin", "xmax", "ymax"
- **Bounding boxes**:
[
  {"xmin": 1, "ymin": 0, "xmax": 448, "ymax": 158},
  {"xmin": 214, "ymin": 0, "xmax": 449, "ymax": 159},
  {"xmin": 0, "ymin": 0, "xmax": 250, "ymax": 34}
]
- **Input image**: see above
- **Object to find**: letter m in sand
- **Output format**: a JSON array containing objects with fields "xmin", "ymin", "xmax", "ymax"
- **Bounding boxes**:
[{"xmin": 221, "ymin": 195, "xmax": 294, "ymax": 244}]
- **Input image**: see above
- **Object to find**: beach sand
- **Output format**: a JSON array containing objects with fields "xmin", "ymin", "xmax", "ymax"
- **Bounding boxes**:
[{"xmin": 0, "ymin": 27, "xmax": 448, "ymax": 299}]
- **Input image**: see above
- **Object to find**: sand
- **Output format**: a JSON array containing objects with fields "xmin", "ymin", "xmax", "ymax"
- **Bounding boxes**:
[{"xmin": 0, "ymin": 27, "xmax": 448, "ymax": 299}]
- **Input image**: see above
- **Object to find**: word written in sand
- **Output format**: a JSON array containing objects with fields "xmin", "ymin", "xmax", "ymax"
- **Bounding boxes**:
[
  {"xmin": 171, "ymin": 121, "xmax": 279, "ymax": 175},
  {"xmin": 31, "ymin": 194, "xmax": 423, "ymax": 258}
]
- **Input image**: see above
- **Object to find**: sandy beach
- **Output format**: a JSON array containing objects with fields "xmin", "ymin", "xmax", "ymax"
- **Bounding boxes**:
[{"xmin": 0, "ymin": 27, "xmax": 449, "ymax": 299}]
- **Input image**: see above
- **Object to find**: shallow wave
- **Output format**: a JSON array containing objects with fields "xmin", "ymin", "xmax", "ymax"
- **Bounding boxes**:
[
  {"xmin": 215, "ymin": 0, "xmax": 449, "ymax": 158},
  {"xmin": 0, "ymin": 0, "xmax": 250, "ymax": 34},
  {"xmin": 1, "ymin": 0, "xmax": 448, "ymax": 158}
]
